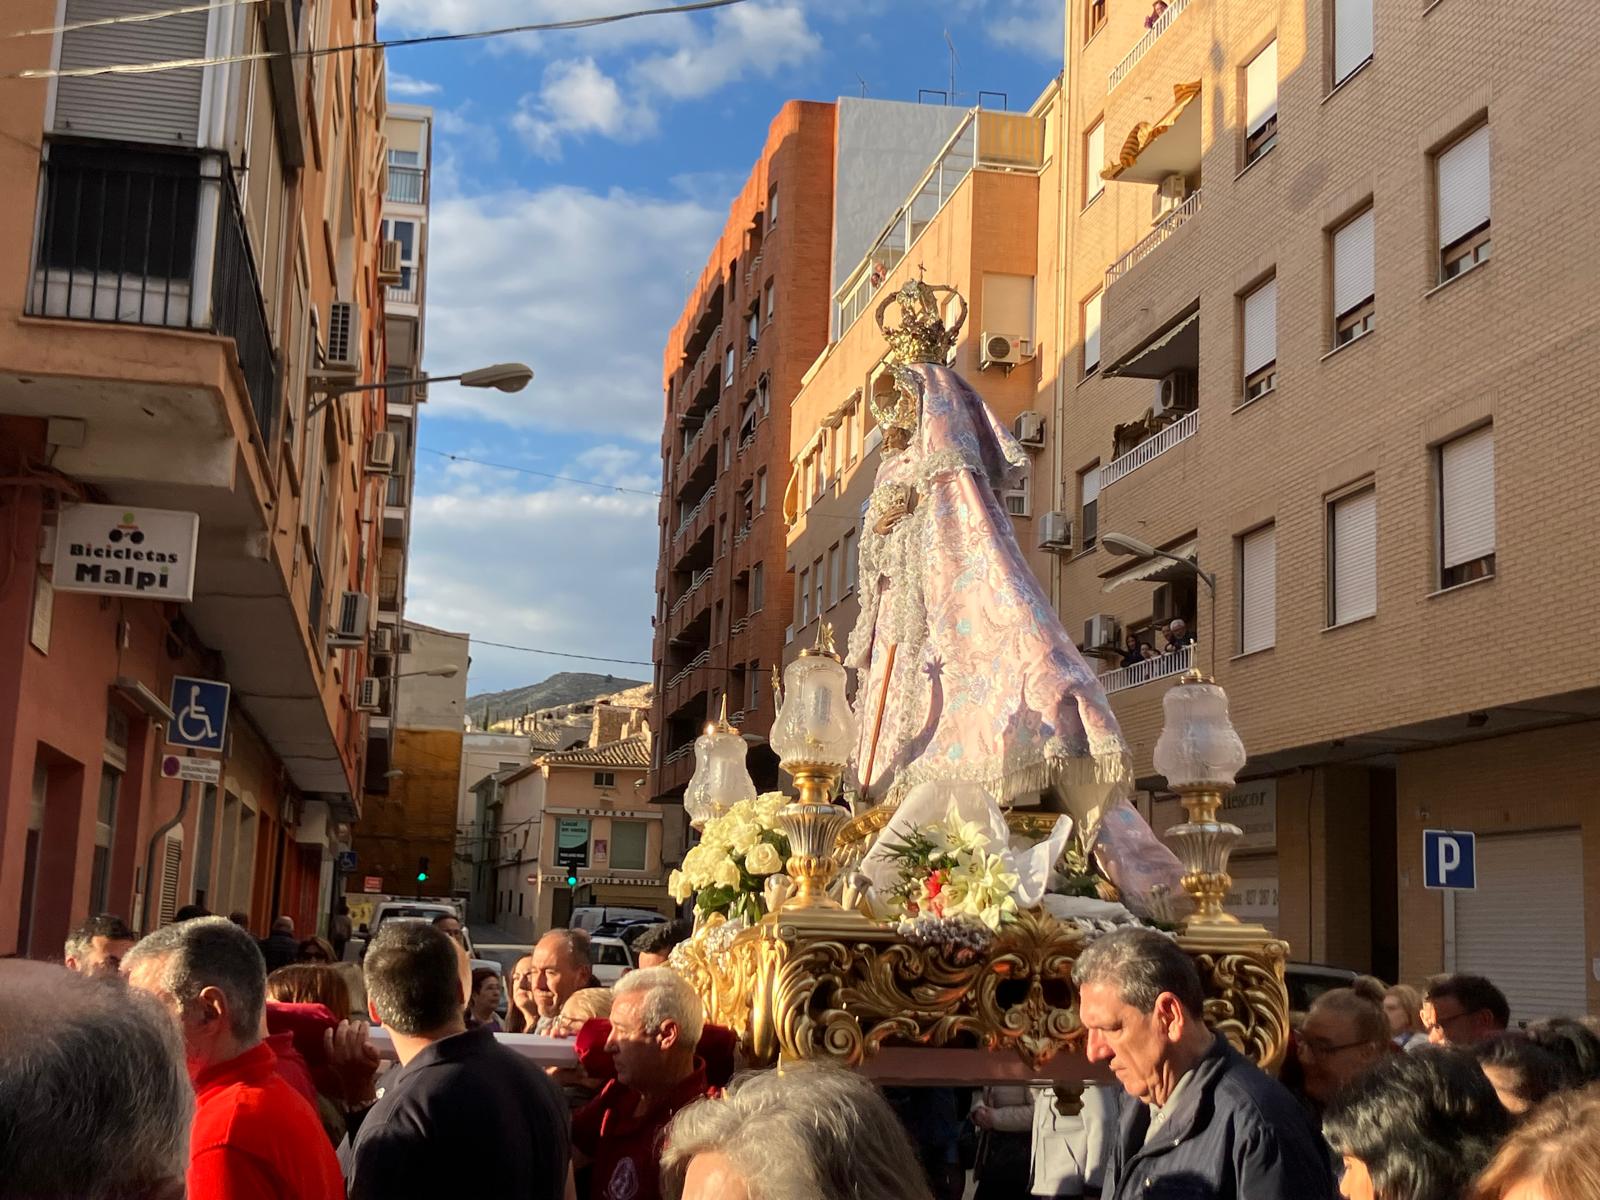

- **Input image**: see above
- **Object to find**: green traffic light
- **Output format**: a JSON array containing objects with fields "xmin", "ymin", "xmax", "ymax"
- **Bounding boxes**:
[{"xmin": 417, "ymin": 871, "xmax": 428, "ymax": 882}]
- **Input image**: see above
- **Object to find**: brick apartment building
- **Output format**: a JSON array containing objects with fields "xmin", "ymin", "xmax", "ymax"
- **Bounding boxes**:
[{"xmin": 648, "ymin": 101, "xmax": 838, "ymax": 802}]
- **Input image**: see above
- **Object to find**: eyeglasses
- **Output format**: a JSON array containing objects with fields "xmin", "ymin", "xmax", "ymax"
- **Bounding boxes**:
[
  {"xmin": 1297, "ymin": 1036, "xmax": 1373, "ymax": 1058},
  {"xmin": 1422, "ymin": 1008, "xmax": 1478, "ymax": 1037}
]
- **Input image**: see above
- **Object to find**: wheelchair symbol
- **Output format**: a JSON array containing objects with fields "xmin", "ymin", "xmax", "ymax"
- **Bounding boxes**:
[{"xmin": 177, "ymin": 685, "xmax": 218, "ymax": 744}]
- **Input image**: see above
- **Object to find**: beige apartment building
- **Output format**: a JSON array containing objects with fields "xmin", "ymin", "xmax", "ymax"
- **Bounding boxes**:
[{"xmin": 1053, "ymin": 0, "xmax": 1600, "ymax": 1013}]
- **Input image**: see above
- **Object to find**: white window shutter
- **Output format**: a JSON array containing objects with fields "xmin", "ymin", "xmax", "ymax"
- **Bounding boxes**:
[
  {"xmin": 1438, "ymin": 125, "xmax": 1491, "ymax": 248},
  {"xmin": 1441, "ymin": 426, "xmax": 1495, "ymax": 568},
  {"xmin": 1332, "ymin": 208, "xmax": 1376, "ymax": 317},
  {"xmin": 55, "ymin": 0, "xmax": 209, "ymax": 146},
  {"xmin": 1331, "ymin": 488, "xmax": 1377, "ymax": 624},
  {"xmin": 1240, "ymin": 524, "xmax": 1276, "ymax": 654},
  {"xmin": 1334, "ymin": 0, "xmax": 1373, "ymax": 83},
  {"xmin": 1246, "ymin": 41, "xmax": 1278, "ymax": 135},
  {"xmin": 1081, "ymin": 467, "xmax": 1100, "ymax": 506},
  {"xmin": 157, "ymin": 828, "xmax": 183, "ymax": 926},
  {"xmin": 1087, "ymin": 122, "xmax": 1105, "ymax": 200},
  {"xmin": 1084, "ymin": 292, "xmax": 1102, "ymax": 372},
  {"xmin": 1242, "ymin": 277, "xmax": 1278, "ymax": 375}
]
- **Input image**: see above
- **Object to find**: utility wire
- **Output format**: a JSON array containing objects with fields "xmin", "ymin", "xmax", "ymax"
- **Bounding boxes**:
[
  {"xmin": 5, "ymin": 0, "xmax": 750, "ymax": 80},
  {"xmin": 417, "ymin": 447, "xmax": 661, "ymax": 498},
  {"xmin": 12, "ymin": 0, "xmax": 263, "ymax": 39}
]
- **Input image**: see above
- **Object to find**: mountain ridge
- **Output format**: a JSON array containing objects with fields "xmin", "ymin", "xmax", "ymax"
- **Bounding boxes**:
[{"xmin": 466, "ymin": 671, "xmax": 647, "ymax": 727}]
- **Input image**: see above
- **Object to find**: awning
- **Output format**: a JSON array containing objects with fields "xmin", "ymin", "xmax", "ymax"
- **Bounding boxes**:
[
  {"xmin": 1105, "ymin": 308, "xmax": 1199, "ymax": 379},
  {"xmin": 1101, "ymin": 540, "xmax": 1198, "ymax": 593},
  {"xmin": 1102, "ymin": 82, "xmax": 1202, "ymax": 185}
]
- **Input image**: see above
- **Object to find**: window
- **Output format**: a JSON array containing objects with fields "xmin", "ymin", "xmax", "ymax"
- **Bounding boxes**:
[
  {"xmin": 1328, "ymin": 486, "xmax": 1377, "ymax": 625},
  {"xmin": 718, "ymin": 515, "xmax": 728, "ymax": 557},
  {"xmin": 1438, "ymin": 426, "xmax": 1495, "ymax": 588},
  {"xmin": 1437, "ymin": 124, "xmax": 1491, "ymax": 282},
  {"xmin": 1241, "ymin": 276, "xmax": 1278, "ymax": 402},
  {"xmin": 610, "ymin": 821, "xmax": 647, "ymax": 871},
  {"xmin": 740, "ymin": 395, "xmax": 757, "ymax": 440},
  {"xmin": 751, "ymin": 562, "xmax": 765, "ymax": 611},
  {"xmin": 721, "ymin": 430, "xmax": 731, "ymax": 471},
  {"xmin": 389, "ymin": 149, "xmax": 420, "ymax": 166},
  {"xmin": 765, "ymin": 280, "xmax": 776, "ymax": 324},
  {"xmin": 1082, "ymin": 292, "xmax": 1102, "ymax": 375},
  {"xmin": 1086, "ymin": 0, "xmax": 1106, "ymax": 40},
  {"xmin": 1244, "ymin": 41, "xmax": 1278, "ymax": 165},
  {"xmin": 747, "ymin": 307, "xmax": 759, "ymax": 344},
  {"xmin": 1085, "ymin": 120, "xmax": 1105, "ymax": 205},
  {"xmin": 749, "ymin": 660, "xmax": 761, "ymax": 711},
  {"xmin": 1331, "ymin": 207, "xmax": 1375, "ymax": 347},
  {"xmin": 842, "ymin": 405, "xmax": 856, "ymax": 465},
  {"xmin": 1079, "ymin": 466, "xmax": 1100, "ymax": 549},
  {"xmin": 812, "ymin": 557, "xmax": 824, "ymax": 622},
  {"xmin": 799, "ymin": 568, "xmax": 811, "ymax": 625},
  {"xmin": 1332, "ymin": 0, "xmax": 1373, "ymax": 86},
  {"xmin": 90, "ymin": 764, "xmax": 120, "ymax": 915},
  {"xmin": 757, "ymin": 468, "xmax": 768, "ymax": 510},
  {"xmin": 843, "ymin": 528, "xmax": 858, "ymax": 592},
  {"xmin": 724, "ymin": 346, "xmax": 734, "ymax": 385},
  {"xmin": 767, "ymin": 183, "xmax": 779, "ymax": 227},
  {"xmin": 758, "ymin": 375, "xmax": 770, "ymax": 414},
  {"xmin": 829, "ymin": 543, "xmax": 843, "ymax": 606},
  {"xmin": 1238, "ymin": 523, "xmax": 1277, "ymax": 654},
  {"xmin": 593, "ymin": 771, "xmax": 616, "ymax": 789},
  {"xmin": 1003, "ymin": 477, "xmax": 1031, "ymax": 518}
]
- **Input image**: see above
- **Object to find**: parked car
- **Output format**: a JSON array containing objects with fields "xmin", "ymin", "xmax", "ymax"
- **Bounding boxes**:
[
  {"xmin": 345, "ymin": 900, "xmax": 474, "ymax": 962},
  {"xmin": 570, "ymin": 906, "xmax": 665, "ymax": 933},
  {"xmin": 589, "ymin": 935, "xmax": 636, "ymax": 985},
  {"xmin": 1286, "ymin": 961, "xmax": 1358, "ymax": 1013},
  {"xmin": 593, "ymin": 918, "xmax": 667, "ymax": 946}
]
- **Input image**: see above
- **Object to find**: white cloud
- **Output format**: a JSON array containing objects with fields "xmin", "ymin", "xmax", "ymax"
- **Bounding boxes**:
[
  {"xmin": 388, "ymin": 72, "xmax": 442, "ymax": 97},
  {"xmin": 963, "ymin": 0, "xmax": 1065, "ymax": 57},
  {"xmin": 418, "ymin": 183, "xmax": 721, "ymax": 440},
  {"xmin": 511, "ymin": 57, "xmax": 657, "ymax": 159},
  {"xmin": 632, "ymin": 1, "xmax": 821, "ymax": 101},
  {"xmin": 404, "ymin": 479, "xmax": 658, "ymax": 694}
]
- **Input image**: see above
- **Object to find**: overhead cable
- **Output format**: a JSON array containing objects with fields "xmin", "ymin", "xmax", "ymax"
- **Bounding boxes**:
[{"xmin": 417, "ymin": 447, "xmax": 661, "ymax": 498}]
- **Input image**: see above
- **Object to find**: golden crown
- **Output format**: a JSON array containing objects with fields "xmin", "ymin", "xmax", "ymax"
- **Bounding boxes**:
[{"xmin": 875, "ymin": 278, "xmax": 966, "ymax": 365}]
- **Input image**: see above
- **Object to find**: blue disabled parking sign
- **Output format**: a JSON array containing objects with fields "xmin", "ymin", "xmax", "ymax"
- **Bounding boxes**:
[
  {"xmin": 167, "ymin": 676, "xmax": 230, "ymax": 753},
  {"xmin": 1423, "ymin": 830, "xmax": 1476, "ymax": 890}
]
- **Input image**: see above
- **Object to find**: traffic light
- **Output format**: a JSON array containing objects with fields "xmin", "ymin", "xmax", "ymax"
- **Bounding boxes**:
[
  {"xmin": 416, "ymin": 856, "xmax": 430, "ymax": 883},
  {"xmin": 565, "ymin": 869, "xmax": 579, "ymax": 887}
]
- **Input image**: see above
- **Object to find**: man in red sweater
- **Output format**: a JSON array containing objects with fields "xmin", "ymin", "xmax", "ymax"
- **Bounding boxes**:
[{"xmin": 125, "ymin": 916, "xmax": 344, "ymax": 1200}]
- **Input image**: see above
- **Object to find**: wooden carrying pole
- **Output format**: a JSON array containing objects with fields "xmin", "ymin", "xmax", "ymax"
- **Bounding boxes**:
[{"xmin": 860, "ymin": 644, "xmax": 898, "ymax": 802}]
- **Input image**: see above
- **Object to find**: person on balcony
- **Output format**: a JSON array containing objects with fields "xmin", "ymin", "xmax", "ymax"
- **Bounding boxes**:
[
  {"xmin": 1120, "ymin": 632, "xmax": 1146, "ymax": 669},
  {"xmin": 1164, "ymin": 619, "xmax": 1195, "ymax": 653},
  {"xmin": 1144, "ymin": 1, "xmax": 1169, "ymax": 29}
]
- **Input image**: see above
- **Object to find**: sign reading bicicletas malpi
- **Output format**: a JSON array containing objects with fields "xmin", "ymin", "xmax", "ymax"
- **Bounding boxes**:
[{"xmin": 54, "ymin": 504, "xmax": 199, "ymax": 601}]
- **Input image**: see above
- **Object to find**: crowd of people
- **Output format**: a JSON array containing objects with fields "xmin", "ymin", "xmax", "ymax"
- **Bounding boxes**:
[
  {"xmin": 6, "ymin": 915, "xmax": 1600, "ymax": 1200},
  {"xmin": 1119, "ymin": 618, "xmax": 1195, "ymax": 668}
]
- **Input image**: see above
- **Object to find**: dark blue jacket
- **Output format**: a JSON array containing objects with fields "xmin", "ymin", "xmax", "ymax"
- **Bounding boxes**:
[{"xmin": 1102, "ymin": 1034, "xmax": 1333, "ymax": 1200}]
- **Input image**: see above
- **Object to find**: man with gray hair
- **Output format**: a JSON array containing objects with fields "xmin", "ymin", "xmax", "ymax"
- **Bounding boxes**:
[
  {"xmin": 63, "ymin": 911, "xmax": 137, "ymax": 978},
  {"xmin": 1073, "ymin": 927, "xmax": 1332, "ymax": 1200},
  {"xmin": 124, "ymin": 916, "xmax": 343, "ymax": 1200},
  {"xmin": 574, "ymin": 966, "xmax": 716, "ymax": 1200},
  {"xmin": 0, "ymin": 960, "xmax": 192, "ymax": 1199},
  {"xmin": 529, "ymin": 926, "xmax": 596, "ymax": 1033}
]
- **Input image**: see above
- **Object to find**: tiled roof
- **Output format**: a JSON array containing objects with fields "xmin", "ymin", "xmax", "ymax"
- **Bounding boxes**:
[{"xmin": 538, "ymin": 736, "xmax": 650, "ymax": 769}]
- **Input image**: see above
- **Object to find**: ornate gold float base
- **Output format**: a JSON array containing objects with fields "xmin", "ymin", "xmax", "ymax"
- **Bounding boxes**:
[{"xmin": 675, "ymin": 910, "xmax": 1291, "ymax": 1078}]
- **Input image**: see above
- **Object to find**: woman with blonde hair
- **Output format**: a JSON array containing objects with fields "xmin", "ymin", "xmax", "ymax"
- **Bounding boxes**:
[
  {"xmin": 1473, "ymin": 1083, "xmax": 1600, "ymax": 1199},
  {"xmin": 1382, "ymin": 983, "xmax": 1428, "ymax": 1050},
  {"xmin": 551, "ymin": 986, "xmax": 613, "ymax": 1037}
]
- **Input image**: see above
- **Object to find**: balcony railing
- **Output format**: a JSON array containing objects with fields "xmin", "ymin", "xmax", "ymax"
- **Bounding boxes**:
[
  {"xmin": 385, "ymin": 474, "xmax": 407, "ymax": 507},
  {"xmin": 386, "ymin": 279, "xmax": 419, "ymax": 305},
  {"xmin": 386, "ymin": 165, "xmax": 425, "ymax": 203},
  {"xmin": 674, "ymin": 483, "xmax": 716, "ymax": 539},
  {"xmin": 663, "ymin": 742, "xmax": 695, "ymax": 765},
  {"xmin": 670, "ymin": 567, "xmax": 713, "ymax": 617},
  {"xmin": 666, "ymin": 650, "xmax": 710, "ymax": 691},
  {"xmin": 834, "ymin": 108, "xmax": 1045, "ymax": 336},
  {"xmin": 378, "ymin": 572, "xmax": 401, "ymax": 611},
  {"xmin": 730, "ymin": 614, "xmax": 751, "ymax": 637},
  {"xmin": 1100, "ymin": 642, "xmax": 1192, "ymax": 694},
  {"xmin": 1101, "ymin": 409, "xmax": 1198, "ymax": 488},
  {"xmin": 1106, "ymin": 190, "xmax": 1203, "ymax": 285},
  {"xmin": 29, "ymin": 149, "xmax": 279, "ymax": 443},
  {"xmin": 1108, "ymin": 0, "xmax": 1194, "ymax": 91}
]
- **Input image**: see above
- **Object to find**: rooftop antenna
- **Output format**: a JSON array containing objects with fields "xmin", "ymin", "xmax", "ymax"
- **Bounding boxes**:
[
  {"xmin": 855, "ymin": 72, "xmax": 868, "ymax": 98},
  {"xmin": 944, "ymin": 29, "xmax": 959, "ymax": 106}
]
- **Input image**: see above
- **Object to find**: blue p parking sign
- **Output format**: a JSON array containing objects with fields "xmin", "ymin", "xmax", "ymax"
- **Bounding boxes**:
[
  {"xmin": 166, "ymin": 676, "xmax": 230, "ymax": 752},
  {"xmin": 1423, "ymin": 830, "xmax": 1476, "ymax": 890}
]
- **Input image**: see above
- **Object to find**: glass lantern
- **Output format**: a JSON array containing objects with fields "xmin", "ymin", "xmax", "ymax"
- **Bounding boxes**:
[
  {"xmin": 770, "ymin": 648, "xmax": 855, "ymax": 773},
  {"xmin": 683, "ymin": 698, "xmax": 757, "ymax": 829},
  {"xmin": 1153, "ymin": 673, "xmax": 1247, "ymax": 790}
]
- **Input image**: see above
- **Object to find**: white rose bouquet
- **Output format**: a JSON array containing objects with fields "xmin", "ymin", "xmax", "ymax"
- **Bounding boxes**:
[
  {"xmin": 881, "ymin": 816, "xmax": 1022, "ymax": 931},
  {"xmin": 668, "ymin": 791, "xmax": 792, "ymax": 924}
]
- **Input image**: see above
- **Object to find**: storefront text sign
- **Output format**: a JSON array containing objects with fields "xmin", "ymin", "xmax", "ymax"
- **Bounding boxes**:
[{"xmin": 55, "ymin": 504, "xmax": 199, "ymax": 601}]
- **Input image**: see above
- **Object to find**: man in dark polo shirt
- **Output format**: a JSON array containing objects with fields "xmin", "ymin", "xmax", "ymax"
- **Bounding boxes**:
[
  {"xmin": 341, "ymin": 922, "xmax": 570, "ymax": 1199},
  {"xmin": 573, "ymin": 966, "xmax": 717, "ymax": 1200}
]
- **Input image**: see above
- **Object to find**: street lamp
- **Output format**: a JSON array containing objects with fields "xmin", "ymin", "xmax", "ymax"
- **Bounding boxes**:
[
  {"xmin": 395, "ymin": 665, "xmax": 459, "ymax": 679},
  {"xmin": 1103, "ymin": 530, "xmax": 1217, "ymax": 674},
  {"xmin": 308, "ymin": 362, "xmax": 534, "ymax": 412}
]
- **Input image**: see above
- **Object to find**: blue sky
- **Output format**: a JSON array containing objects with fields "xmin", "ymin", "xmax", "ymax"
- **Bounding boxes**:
[{"xmin": 378, "ymin": 0, "xmax": 1064, "ymax": 695}]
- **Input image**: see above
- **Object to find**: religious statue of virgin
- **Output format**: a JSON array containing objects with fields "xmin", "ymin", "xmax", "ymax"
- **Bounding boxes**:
[{"xmin": 846, "ymin": 278, "xmax": 1184, "ymax": 917}]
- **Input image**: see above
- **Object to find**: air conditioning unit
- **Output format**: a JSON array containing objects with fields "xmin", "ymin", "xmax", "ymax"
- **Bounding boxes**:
[
  {"xmin": 1038, "ymin": 510, "xmax": 1074, "ymax": 552},
  {"xmin": 371, "ymin": 626, "xmax": 395, "ymax": 655},
  {"xmin": 1152, "ymin": 583, "xmax": 1179, "ymax": 626},
  {"xmin": 357, "ymin": 677, "xmax": 383, "ymax": 712},
  {"xmin": 329, "ymin": 590, "xmax": 369, "ymax": 647},
  {"xmin": 1084, "ymin": 613, "xmax": 1122, "ymax": 651},
  {"xmin": 366, "ymin": 430, "xmax": 397, "ymax": 473},
  {"xmin": 1157, "ymin": 369, "xmax": 1198, "ymax": 415},
  {"xmin": 1156, "ymin": 173, "xmax": 1188, "ymax": 216},
  {"xmin": 378, "ymin": 239, "xmax": 403, "ymax": 283},
  {"xmin": 980, "ymin": 332, "xmax": 1032, "ymax": 370},
  {"xmin": 1013, "ymin": 411, "xmax": 1046, "ymax": 447},
  {"xmin": 326, "ymin": 301, "xmax": 360, "ymax": 372}
]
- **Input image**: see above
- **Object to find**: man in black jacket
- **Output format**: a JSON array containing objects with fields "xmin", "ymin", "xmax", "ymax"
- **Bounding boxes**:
[
  {"xmin": 1073, "ymin": 928, "xmax": 1333, "ymax": 1200},
  {"xmin": 258, "ymin": 916, "xmax": 301, "ymax": 971},
  {"xmin": 341, "ymin": 922, "xmax": 570, "ymax": 1199}
]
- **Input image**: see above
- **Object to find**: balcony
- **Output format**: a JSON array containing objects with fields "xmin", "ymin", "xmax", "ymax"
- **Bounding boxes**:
[
  {"xmin": 1100, "ymin": 642, "xmax": 1192, "ymax": 693},
  {"xmin": 834, "ymin": 108, "xmax": 1045, "ymax": 336},
  {"xmin": 386, "ymin": 278, "xmax": 419, "ymax": 306},
  {"xmin": 1107, "ymin": 191, "xmax": 1202, "ymax": 286},
  {"xmin": 1108, "ymin": 0, "xmax": 1195, "ymax": 91},
  {"xmin": 1101, "ymin": 408, "xmax": 1197, "ymax": 489},
  {"xmin": 28, "ymin": 147, "xmax": 279, "ymax": 443},
  {"xmin": 673, "ymin": 482, "xmax": 717, "ymax": 542},
  {"xmin": 386, "ymin": 165, "xmax": 425, "ymax": 204}
]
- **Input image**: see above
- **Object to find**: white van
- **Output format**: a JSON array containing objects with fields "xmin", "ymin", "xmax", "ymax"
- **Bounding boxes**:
[{"xmin": 569, "ymin": 906, "xmax": 665, "ymax": 933}]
